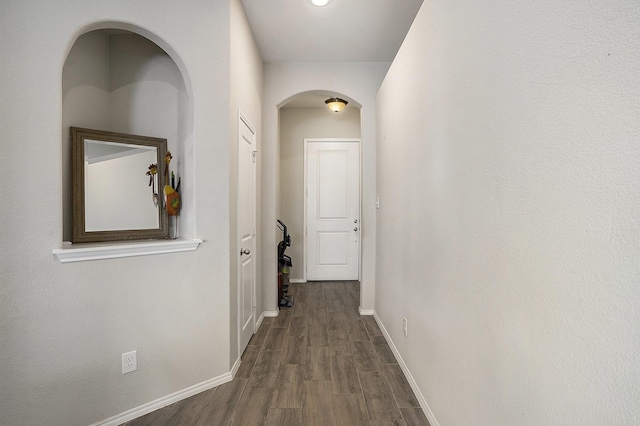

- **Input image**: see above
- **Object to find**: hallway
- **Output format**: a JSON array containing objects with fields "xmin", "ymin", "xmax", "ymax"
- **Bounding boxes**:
[{"xmin": 126, "ymin": 281, "xmax": 429, "ymax": 425}]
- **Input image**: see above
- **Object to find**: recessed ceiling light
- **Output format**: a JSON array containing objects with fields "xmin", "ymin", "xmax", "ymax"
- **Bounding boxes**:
[{"xmin": 311, "ymin": 0, "xmax": 330, "ymax": 6}]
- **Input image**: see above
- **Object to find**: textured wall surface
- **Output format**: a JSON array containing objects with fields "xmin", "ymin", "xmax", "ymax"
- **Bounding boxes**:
[
  {"xmin": 376, "ymin": 1, "xmax": 640, "ymax": 425},
  {"xmin": 0, "ymin": 1, "xmax": 232, "ymax": 425}
]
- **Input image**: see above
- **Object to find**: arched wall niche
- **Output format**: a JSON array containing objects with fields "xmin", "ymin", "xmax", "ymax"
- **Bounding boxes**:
[{"xmin": 61, "ymin": 23, "xmax": 195, "ymax": 241}]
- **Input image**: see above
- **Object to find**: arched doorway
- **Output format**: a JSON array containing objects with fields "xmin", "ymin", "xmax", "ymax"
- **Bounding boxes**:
[{"xmin": 278, "ymin": 91, "xmax": 362, "ymax": 284}]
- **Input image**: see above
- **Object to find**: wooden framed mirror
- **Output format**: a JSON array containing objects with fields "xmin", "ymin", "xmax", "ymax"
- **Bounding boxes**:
[{"xmin": 71, "ymin": 127, "xmax": 169, "ymax": 243}]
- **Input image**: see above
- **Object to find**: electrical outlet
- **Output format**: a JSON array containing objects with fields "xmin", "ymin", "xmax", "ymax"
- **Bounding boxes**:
[
  {"xmin": 122, "ymin": 350, "xmax": 137, "ymax": 374},
  {"xmin": 403, "ymin": 317, "xmax": 408, "ymax": 337}
]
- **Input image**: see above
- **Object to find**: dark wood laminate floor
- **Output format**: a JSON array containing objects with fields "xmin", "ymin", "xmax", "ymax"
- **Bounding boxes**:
[{"xmin": 125, "ymin": 281, "xmax": 430, "ymax": 426}]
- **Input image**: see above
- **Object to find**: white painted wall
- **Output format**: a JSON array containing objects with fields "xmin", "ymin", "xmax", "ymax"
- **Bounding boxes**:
[
  {"xmin": 230, "ymin": 0, "xmax": 264, "ymax": 364},
  {"xmin": 0, "ymin": 1, "xmax": 231, "ymax": 425},
  {"xmin": 279, "ymin": 107, "xmax": 361, "ymax": 281},
  {"xmin": 62, "ymin": 31, "xmax": 110, "ymax": 239},
  {"xmin": 263, "ymin": 62, "xmax": 388, "ymax": 313},
  {"xmin": 108, "ymin": 33, "xmax": 191, "ymax": 238},
  {"xmin": 376, "ymin": 1, "xmax": 640, "ymax": 425}
]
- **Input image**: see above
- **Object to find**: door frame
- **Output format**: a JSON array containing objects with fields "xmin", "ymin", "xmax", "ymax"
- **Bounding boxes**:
[
  {"xmin": 303, "ymin": 138, "xmax": 362, "ymax": 282},
  {"xmin": 237, "ymin": 109, "xmax": 257, "ymax": 356}
]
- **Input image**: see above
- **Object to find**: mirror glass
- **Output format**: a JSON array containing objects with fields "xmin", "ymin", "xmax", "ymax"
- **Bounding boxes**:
[
  {"xmin": 71, "ymin": 127, "xmax": 168, "ymax": 243},
  {"xmin": 84, "ymin": 140, "xmax": 159, "ymax": 231}
]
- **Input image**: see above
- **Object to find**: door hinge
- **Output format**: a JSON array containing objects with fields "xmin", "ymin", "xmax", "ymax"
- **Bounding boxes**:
[
  {"xmin": 252, "ymin": 150, "xmax": 258, "ymax": 163},
  {"xmin": 253, "ymin": 296, "xmax": 257, "ymax": 307}
]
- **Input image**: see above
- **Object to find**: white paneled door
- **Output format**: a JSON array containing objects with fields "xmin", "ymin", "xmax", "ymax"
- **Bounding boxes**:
[
  {"xmin": 238, "ymin": 112, "xmax": 256, "ymax": 355},
  {"xmin": 305, "ymin": 139, "xmax": 360, "ymax": 281}
]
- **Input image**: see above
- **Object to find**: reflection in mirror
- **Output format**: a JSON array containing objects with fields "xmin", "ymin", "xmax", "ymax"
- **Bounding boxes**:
[
  {"xmin": 84, "ymin": 140, "xmax": 159, "ymax": 231},
  {"xmin": 71, "ymin": 127, "xmax": 168, "ymax": 243}
]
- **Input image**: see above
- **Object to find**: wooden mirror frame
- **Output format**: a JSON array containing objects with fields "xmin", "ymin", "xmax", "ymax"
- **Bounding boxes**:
[{"xmin": 71, "ymin": 127, "xmax": 169, "ymax": 243}]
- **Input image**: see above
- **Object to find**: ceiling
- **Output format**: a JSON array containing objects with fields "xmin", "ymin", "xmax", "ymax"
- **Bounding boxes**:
[{"xmin": 240, "ymin": 0, "xmax": 424, "ymax": 63}]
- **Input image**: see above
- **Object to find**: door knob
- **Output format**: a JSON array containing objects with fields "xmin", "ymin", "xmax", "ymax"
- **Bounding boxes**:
[
  {"xmin": 240, "ymin": 248, "xmax": 250, "ymax": 255},
  {"xmin": 354, "ymin": 227, "xmax": 358, "ymax": 231}
]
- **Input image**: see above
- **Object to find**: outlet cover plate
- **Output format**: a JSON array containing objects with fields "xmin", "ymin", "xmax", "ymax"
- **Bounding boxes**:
[{"xmin": 122, "ymin": 350, "xmax": 137, "ymax": 374}]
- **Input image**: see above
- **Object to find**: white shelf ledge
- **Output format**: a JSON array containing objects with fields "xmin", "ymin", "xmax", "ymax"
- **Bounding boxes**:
[{"xmin": 53, "ymin": 239, "xmax": 202, "ymax": 263}]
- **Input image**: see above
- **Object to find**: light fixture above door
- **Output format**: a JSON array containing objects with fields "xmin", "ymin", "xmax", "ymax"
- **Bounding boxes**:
[
  {"xmin": 311, "ymin": 0, "xmax": 330, "ymax": 6},
  {"xmin": 325, "ymin": 97, "xmax": 348, "ymax": 113}
]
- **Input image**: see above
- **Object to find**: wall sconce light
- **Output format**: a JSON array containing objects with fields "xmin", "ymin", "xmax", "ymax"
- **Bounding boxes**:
[
  {"xmin": 311, "ymin": 0, "xmax": 330, "ymax": 6},
  {"xmin": 325, "ymin": 97, "xmax": 348, "ymax": 113}
]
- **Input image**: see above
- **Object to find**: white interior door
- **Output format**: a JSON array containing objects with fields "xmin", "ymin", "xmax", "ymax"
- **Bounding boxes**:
[
  {"xmin": 305, "ymin": 139, "xmax": 360, "ymax": 281},
  {"xmin": 238, "ymin": 112, "xmax": 256, "ymax": 355}
]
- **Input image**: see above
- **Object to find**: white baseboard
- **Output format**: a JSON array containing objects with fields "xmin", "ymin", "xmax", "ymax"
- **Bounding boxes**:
[
  {"xmin": 289, "ymin": 278, "xmax": 306, "ymax": 283},
  {"xmin": 359, "ymin": 307, "xmax": 374, "ymax": 315},
  {"xmin": 230, "ymin": 356, "xmax": 241, "ymax": 378},
  {"xmin": 263, "ymin": 310, "xmax": 279, "ymax": 317},
  {"xmin": 372, "ymin": 312, "xmax": 441, "ymax": 426},
  {"xmin": 256, "ymin": 311, "xmax": 265, "ymax": 330},
  {"xmin": 91, "ymin": 370, "xmax": 234, "ymax": 426}
]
